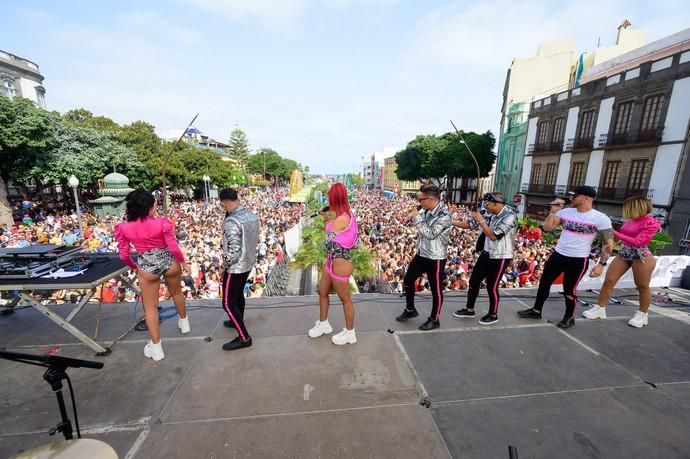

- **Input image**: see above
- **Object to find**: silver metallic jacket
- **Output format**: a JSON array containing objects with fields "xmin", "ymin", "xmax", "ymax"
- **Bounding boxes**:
[
  {"xmin": 414, "ymin": 202, "xmax": 452, "ymax": 260},
  {"xmin": 469, "ymin": 205, "xmax": 517, "ymax": 259},
  {"xmin": 223, "ymin": 205, "xmax": 260, "ymax": 274}
]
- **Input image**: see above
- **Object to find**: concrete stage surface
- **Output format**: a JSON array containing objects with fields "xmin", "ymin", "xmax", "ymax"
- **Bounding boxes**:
[{"xmin": 1, "ymin": 287, "xmax": 690, "ymax": 458}]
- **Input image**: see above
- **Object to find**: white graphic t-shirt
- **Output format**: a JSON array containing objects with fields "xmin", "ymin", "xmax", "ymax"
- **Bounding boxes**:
[{"xmin": 555, "ymin": 208, "xmax": 612, "ymax": 258}]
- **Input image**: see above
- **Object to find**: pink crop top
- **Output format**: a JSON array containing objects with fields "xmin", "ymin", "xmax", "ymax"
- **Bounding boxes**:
[
  {"xmin": 114, "ymin": 217, "xmax": 185, "ymax": 270},
  {"xmin": 325, "ymin": 212, "xmax": 358, "ymax": 249}
]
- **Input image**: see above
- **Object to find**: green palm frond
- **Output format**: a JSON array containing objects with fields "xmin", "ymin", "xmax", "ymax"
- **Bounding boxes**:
[
  {"xmin": 648, "ymin": 231, "xmax": 673, "ymax": 255},
  {"xmin": 293, "ymin": 217, "xmax": 377, "ymax": 282}
]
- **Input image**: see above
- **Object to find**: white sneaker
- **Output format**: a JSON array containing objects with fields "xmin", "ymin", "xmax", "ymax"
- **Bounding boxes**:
[
  {"xmin": 178, "ymin": 316, "xmax": 191, "ymax": 334},
  {"xmin": 144, "ymin": 340, "xmax": 165, "ymax": 361},
  {"xmin": 308, "ymin": 320, "xmax": 333, "ymax": 338},
  {"xmin": 628, "ymin": 311, "xmax": 648, "ymax": 328},
  {"xmin": 582, "ymin": 304, "xmax": 607, "ymax": 320},
  {"xmin": 331, "ymin": 328, "xmax": 357, "ymax": 345}
]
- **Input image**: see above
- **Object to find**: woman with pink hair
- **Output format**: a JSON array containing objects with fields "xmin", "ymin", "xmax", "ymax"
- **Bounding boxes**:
[{"xmin": 307, "ymin": 183, "xmax": 359, "ymax": 345}]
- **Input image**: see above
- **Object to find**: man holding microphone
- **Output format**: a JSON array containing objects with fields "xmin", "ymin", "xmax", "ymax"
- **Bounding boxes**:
[
  {"xmin": 452, "ymin": 192, "xmax": 517, "ymax": 325},
  {"xmin": 396, "ymin": 184, "xmax": 452, "ymax": 331},
  {"xmin": 517, "ymin": 186, "xmax": 613, "ymax": 328}
]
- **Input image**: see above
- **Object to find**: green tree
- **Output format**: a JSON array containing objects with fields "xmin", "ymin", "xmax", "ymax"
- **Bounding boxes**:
[
  {"xmin": 228, "ymin": 128, "xmax": 250, "ymax": 172},
  {"xmin": 117, "ymin": 121, "xmax": 166, "ymax": 189},
  {"xmin": 63, "ymin": 108, "xmax": 120, "ymax": 134},
  {"xmin": 247, "ymin": 148, "xmax": 281, "ymax": 180},
  {"xmin": 247, "ymin": 148, "xmax": 301, "ymax": 185},
  {"xmin": 32, "ymin": 122, "xmax": 140, "ymax": 193},
  {"xmin": 394, "ymin": 135, "xmax": 445, "ymax": 181},
  {"xmin": 0, "ymin": 96, "xmax": 57, "ymax": 225},
  {"xmin": 395, "ymin": 130, "xmax": 496, "ymax": 195},
  {"xmin": 176, "ymin": 144, "xmax": 241, "ymax": 189}
]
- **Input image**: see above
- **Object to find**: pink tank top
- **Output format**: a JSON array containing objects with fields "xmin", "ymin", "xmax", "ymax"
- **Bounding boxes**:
[{"xmin": 325, "ymin": 212, "xmax": 358, "ymax": 249}]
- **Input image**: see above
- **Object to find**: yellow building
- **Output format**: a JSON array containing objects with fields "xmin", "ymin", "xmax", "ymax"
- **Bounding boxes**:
[{"xmin": 383, "ymin": 156, "xmax": 420, "ymax": 195}]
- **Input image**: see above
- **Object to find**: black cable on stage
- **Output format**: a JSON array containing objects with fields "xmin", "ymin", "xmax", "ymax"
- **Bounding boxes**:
[{"xmin": 65, "ymin": 373, "xmax": 81, "ymax": 438}]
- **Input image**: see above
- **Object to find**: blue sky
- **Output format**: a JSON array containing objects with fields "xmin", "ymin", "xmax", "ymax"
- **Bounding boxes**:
[{"xmin": 2, "ymin": 0, "xmax": 688, "ymax": 174}]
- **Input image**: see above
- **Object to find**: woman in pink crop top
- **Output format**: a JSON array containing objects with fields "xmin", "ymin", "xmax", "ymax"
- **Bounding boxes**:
[
  {"xmin": 114, "ymin": 190, "xmax": 190, "ymax": 361},
  {"xmin": 582, "ymin": 196, "xmax": 660, "ymax": 328},
  {"xmin": 307, "ymin": 183, "xmax": 359, "ymax": 346}
]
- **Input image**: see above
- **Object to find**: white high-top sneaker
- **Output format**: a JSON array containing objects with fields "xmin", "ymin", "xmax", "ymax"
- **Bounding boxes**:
[
  {"xmin": 331, "ymin": 328, "xmax": 357, "ymax": 345},
  {"xmin": 628, "ymin": 311, "xmax": 648, "ymax": 328},
  {"xmin": 308, "ymin": 320, "xmax": 333, "ymax": 338},
  {"xmin": 582, "ymin": 304, "xmax": 607, "ymax": 320},
  {"xmin": 178, "ymin": 316, "xmax": 191, "ymax": 334},
  {"xmin": 144, "ymin": 340, "xmax": 165, "ymax": 361}
]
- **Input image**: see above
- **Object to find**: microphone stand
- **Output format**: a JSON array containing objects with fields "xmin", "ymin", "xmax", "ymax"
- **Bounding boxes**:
[
  {"xmin": 161, "ymin": 113, "xmax": 199, "ymax": 216},
  {"xmin": 450, "ymin": 120, "xmax": 482, "ymax": 210},
  {"xmin": 0, "ymin": 350, "xmax": 104, "ymax": 441}
]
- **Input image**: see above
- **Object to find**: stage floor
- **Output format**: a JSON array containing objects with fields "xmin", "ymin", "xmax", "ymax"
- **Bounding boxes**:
[{"xmin": 1, "ymin": 287, "xmax": 689, "ymax": 458}]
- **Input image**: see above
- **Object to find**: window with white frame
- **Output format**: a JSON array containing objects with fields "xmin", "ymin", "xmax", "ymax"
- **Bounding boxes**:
[{"xmin": 3, "ymin": 80, "xmax": 16, "ymax": 99}]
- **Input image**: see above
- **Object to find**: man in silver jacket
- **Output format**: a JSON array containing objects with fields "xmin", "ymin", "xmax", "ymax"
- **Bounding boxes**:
[
  {"xmin": 219, "ymin": 188, "xmax": 260, "ymax": 351},
  {"xmin": 396, "ymin": 184, "xmax": 452, "ymax": 331},
  {"xmin": 452, "ymin": 192, "xmax": 517, "ymax": 325}
]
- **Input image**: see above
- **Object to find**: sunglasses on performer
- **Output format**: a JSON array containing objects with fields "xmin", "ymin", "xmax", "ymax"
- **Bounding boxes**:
[{"xmin": 482, "ymin": 193, "xmax": 506, "ymax": 204}]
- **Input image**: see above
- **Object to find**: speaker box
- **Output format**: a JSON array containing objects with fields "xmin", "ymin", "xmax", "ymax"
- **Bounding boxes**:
[{"xmin": 681, "ymin": 266, "xmax": 690, "ymax": 290}]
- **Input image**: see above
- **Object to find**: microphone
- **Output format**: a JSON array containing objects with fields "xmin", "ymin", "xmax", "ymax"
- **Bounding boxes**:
[{"xmin": 308, "ymin": 206, "xmax": 330, "ymax": 218}]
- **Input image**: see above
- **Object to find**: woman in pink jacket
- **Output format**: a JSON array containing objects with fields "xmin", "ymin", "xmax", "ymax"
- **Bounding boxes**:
[
  {"xmin": 583, "ymin": 196, "xmax": 660, "ymax": 328},
  {"xmin": 115, "ymin": 190, "xmax": 190, "ymax": 361}
]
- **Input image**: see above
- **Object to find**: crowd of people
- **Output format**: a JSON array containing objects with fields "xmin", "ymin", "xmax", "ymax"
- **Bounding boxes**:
[
  {"xmin": 1, "ymin": 187, "xmax": 562, "ymax": 308},
  {"xmin": 2, "ymin": 183, "xmax": 660, "ymax": 355},
  {"xmin": 0, "ymin": 188, "xmax": 302, "ymax": 305},
  {"xmin": 350, "ymin": 190, "xmax": 555, "ymax": 294}
]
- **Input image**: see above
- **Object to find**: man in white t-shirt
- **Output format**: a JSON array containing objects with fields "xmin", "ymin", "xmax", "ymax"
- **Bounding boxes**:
[{"xmin": 517, "ymin": 186, "xmax": 614, "ymax": 328}]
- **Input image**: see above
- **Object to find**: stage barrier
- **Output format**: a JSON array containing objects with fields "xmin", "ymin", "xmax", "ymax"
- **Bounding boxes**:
[{"xmin": 551, "ymin": 255, "xmax": 690, "ymax": 292}]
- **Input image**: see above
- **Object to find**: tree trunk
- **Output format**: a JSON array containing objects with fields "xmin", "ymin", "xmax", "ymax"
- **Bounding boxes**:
[{"xmin": 0, "ymin": 176, "xmax": 14, "ymax": 227}]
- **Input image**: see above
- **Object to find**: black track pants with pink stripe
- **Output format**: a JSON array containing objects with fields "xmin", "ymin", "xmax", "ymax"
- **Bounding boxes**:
[
  {"xmin": 533, "ymin": 251, "xmax": 590, "ymax": 319},
  {"xmin": 222, "ymin": 270, "xmax": 251, "ymax": 341},
  {"xmin": 403, "ymin": 255, "xmax": 446, "ymax": 321},
  {"xmin": 467, "ymin": 252, "xmax": 512, "ymax": 316}
]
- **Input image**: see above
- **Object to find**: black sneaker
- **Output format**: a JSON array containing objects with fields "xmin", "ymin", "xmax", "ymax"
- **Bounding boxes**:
[
  {"xmin": 418, "ymin": 319, "xmax": 440, "ymax": 331},
  {"xmin": 479, "ymin": 314, "xmax": 498, "ymax": 325},
  {"xmin": 396, "ymin": 309, "xmax": 419, "ymax": 322},
  {"xmin": 223, "ymin": 320, "xmax": 236, "ymax": 329},
  {"xmin": 517, "ymin": 308, "xmax": 542, "ymax": 319},
  {"xmin": 453, "ymin": 308, "xmax": 475, "ymax": 318},
  {"xmin": 222, "ymin": 336, "xmax": 252, "ymax": 351},
  {"xmin": 556, "ymin": 317, "xmax": 575, "ymax": 329}
]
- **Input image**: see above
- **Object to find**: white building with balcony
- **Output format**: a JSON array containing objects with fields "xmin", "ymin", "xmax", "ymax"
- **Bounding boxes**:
[{"xmin": 0, "ymin": 50, "xmax": 46, "ymax": 107}]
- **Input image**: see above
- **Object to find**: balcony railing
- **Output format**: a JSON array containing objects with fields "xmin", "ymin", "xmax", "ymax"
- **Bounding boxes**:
[
  {"xmin": 528, "ymin": 141, "xmax": 564, "ymax": 154},
  {"xmin": 521, "ymin": 183, "xmax": 652, "ymax": 200},
  {"xmin": 521, "ymin": 183, "xmax": 566, "ymax": 196},
  {"xmin": 524, "ymin": 183, "xmax": 556, "ymax": 194},
  {"xmin": 598, "ymin": 127, "xmax": 664, "ymax": 148},
  {"xmin": 565, "ymin": 136, "xmax": 594, "ymax": 151},
  {"xmin": 596, "ymin": 187, "xmax": 654, "ymax": 201}
]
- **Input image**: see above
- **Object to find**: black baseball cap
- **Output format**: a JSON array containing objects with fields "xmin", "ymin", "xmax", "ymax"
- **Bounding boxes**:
[
  {"xmin": 482, "ymin": 192, "xmax": 506, "ymax": 203},
  {"xmin": 568, "ymin": 186, "xmax": 597, "ymax": 198}
]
